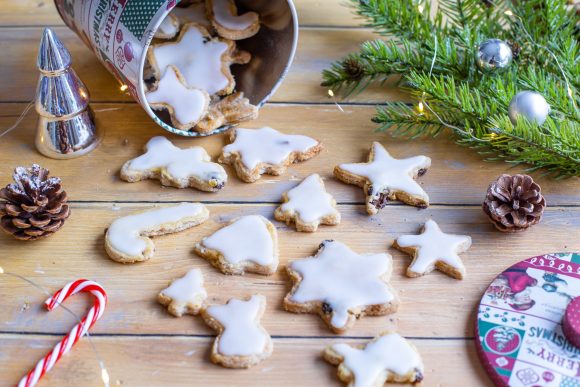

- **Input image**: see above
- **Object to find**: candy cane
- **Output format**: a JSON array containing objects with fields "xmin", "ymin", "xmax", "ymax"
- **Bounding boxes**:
[{"xmin": 18, "ymin": 279, "xmax": 107, "ymax": 387}]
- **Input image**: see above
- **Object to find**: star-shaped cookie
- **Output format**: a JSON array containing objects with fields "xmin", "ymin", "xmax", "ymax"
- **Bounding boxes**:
[
  {"xmin": 284, "ymin": 240, "xmax": 399, "ymax": 333},
  {"xmin": 120, "ymin": 136, "xmax": 227, "ymax": 192},
  {"xmin": 393, "ymin": 219, "xmax": 472, "ymax": 279},
  {"xmin": 157, "ymin": 269, "xmax": 207, "ymax": 317},
  {"xmin": 334, "ymin": 142, "xmax": 431, "ymax": 215},
  {"xmin": 219, "ymin": 127, "xmax": 323, "ymax": 183},
  {"xmin": 274, "ymin": 174, "xmax": 340, "ymax": 232},
  {"xmin": 201, "ymin": 294, "xmax": 272, "ymax": 368},
  {"xmin": 324, "ymin": 332, "xmax": 424, "ymax": 386}
]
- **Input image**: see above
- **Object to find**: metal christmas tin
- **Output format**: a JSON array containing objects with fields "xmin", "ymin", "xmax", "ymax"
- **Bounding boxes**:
[
  {"xmin": 563, "ymin": 297, "xmax": 580, "ymax": 349},
  {"xmin": 53, "ymin": 0, "xmax": 298, "ymax": 137},
  {"xmin": 476, "ymin": 253, "xmax": 580, "ymax": 387}
]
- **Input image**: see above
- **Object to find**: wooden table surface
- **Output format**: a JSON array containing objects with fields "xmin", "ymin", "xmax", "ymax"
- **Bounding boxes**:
[{"xmin": 0, "ymin": 1, "xmax": 579, "ymax": 386}]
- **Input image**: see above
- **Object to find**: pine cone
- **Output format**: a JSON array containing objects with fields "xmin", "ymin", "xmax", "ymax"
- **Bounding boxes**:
[
  {"xmin": 342, "ymin": 57, "xmax": 365, "ymax": 80},
  {"xmin": 483, "ymin": 174, "xmax": 546, "ymax": 233},
  {"xmin": 0, "ymin": 164, "xmax": 70, "ymax": 241}
]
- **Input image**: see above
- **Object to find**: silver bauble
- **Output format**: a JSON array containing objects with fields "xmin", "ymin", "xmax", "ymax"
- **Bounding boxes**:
[
  {"xmin": 476, "ymin": 39, "xmax": 513, "ymax": 73},
  {"xmin": 508, "ymin": 91, "xmax": 550, "ymax": 126}
]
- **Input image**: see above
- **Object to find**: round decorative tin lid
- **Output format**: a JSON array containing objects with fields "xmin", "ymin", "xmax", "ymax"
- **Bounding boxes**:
[{"xmin": 476, "ymin": 253, "xmax": 580, "ymax": 387}]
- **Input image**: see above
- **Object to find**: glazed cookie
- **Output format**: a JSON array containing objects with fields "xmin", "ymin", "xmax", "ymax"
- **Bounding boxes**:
[
  {"xmin": 154, "ymin": 13, "xmax": 180, "ymax": 39},
  {"xmin": 219, "ymin": 127, "xmax": 323, "ymax": 183},
  {"xmin": 393, "ymin": 219, "xmax": 471, "ymax": 280},
  {"xmin": 274, "ymin": 174, "xmax": 340, "ymax": 232},
  {"xmin": 157, "ymin": 268, "xmax": 207, "ymax": 317},
  {"xmin": 194, "ymin": 215, "xmax": 278, "ymax": 275},
  {"xmin": 194, "ymin": 92, "xmax": 258, "ymax": 134},
  {"xmin": 148, "ymin": 23, "xmax": 246, "ymax": 96},
  {"xmin": 201, "ymin": 295, "xmax": 273, "ymax": 368},
  {"xmin": 334, "ymin": 142, "xmax": 431, "ymax": 215},
  {"xmin": 324, "ymin": 332, "xmax": 424, "ymax": 386},
  {"xmin": 120, "ymin": 136, "xmax": 227, "ymax": 192},
  {"xmin": 146, "ymin": 66, "xmax": 210, "ymax": 130},
  {"xmin": 284, "ymin": 240, "xmax": 399, "ymax": 333},
  {"xmin": 105, "ymin": 203, "xmax": 209, "ymax": 263},
  {"xmin": 207, "ymin": 0, "xmax": 260, "ymax": 40}
]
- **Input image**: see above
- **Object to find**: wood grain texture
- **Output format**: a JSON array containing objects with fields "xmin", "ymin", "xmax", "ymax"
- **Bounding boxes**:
[
  {"xmin": 0, "ymin": 335, "xmax": 490, "ymax": 387},
  {"xmin": 0, "ymin": 203, "xmax": 577, "ymax": 338},
  {"xmin": 0, "ymin": 103, "xmax": 578, "ymax": 205},
  {"xmin": 0, "ymin": 27, "xmax": 402, "ymax": 104}
]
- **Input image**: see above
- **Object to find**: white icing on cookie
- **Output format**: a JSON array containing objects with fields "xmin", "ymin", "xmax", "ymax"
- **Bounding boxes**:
[
  {"xmin": 172, "ymin": 3, "xmax": 210, "ymax": 26},
  {"xmin": 202, "ymin": 215, "xmax": 275, "ymax": 266},
  {"xmin": 159, "ymin": 269, "xmax": 207, "ymax": 308},
  {"xmin": 222, "ymin": 127, "xmax": 319, "ymax": 170},
  {"xmin": 212, "ymin": 0, "xmax": 259, "ymax": 30},
  {"xmin": 331, "ymin": 333, "xmax": 424, "ymax": 387},
  {"xmin": 155, "ymin": 14, "xmax": 179, "ymax": 38},
  {"xmin": 124, "ymin": 136, "xmax": 226, "ymax": 185},
  {"xmin": 146, "ymin": 66, "xmax": 208, "ymax": 126},
  {"xmin": 151, "ymin": 25, "xmax": 229, "ymax": 95},
  {"xmin": 107, "ymin": 203, "xmax": 206, "ymax": 257},
  {"xmin": 396, "ymin": 219, "xmax": 471, "ymax": 277},
  {"xmin": 205, "ymin": 295, "xmax": 269, "ymax": 356},
  {"xmin": 339, "ymin": 142, "xmax": 430, "ymax": 199},
  {"xmin": 288, "ymin": 240, "xmax": 395, "ymax": 330},
  {"xmin": 280, "ymin": 174, "xmax": 339, "ymax": 223}
]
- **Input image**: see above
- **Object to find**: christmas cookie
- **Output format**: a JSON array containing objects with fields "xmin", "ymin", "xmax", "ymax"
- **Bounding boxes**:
[
  {"xmin": 393, "ymin": 219, "xmax": 471, "ymax": 279},
  {"xmin": 157, "ymin": 268, "xmax": 207, "ymax": 317},
  {"xmin": 324, "ymin": 332, "xmax": 424, "ymax": 386},
  {"xmin": 146, "ymin": 66, "xmax": 210, "ymax": 130},
  {"xmin": 154, "ymin": 13, "xmax": 180, "ymax": 39},
  {"xmin": 147, "ymin": 23, "xmax": 245, "ymax": 96},
  {"xmin": 274, "ymin": 174, "xmax": 340, "ymax": 232},
  {"xmin": 284, "ymin": 240, "xmax": 399, "ymax": 333},
  {"xmin": 207, "ymin": 0, "xmax": 260, "ymax": 40},
  {"xmin": 120, "ymin": 136, "xmax": 227, "ymax": 192},
  {"xmin": 201, "ymin": 294, "xmax": 273, "ymax": 368},
  {"xmin": 105, "ymin": 203, "xmax": 209, "ymax": 264},
  {"xmin": 194, "ymin": 215, "xmax": 278, "ymax": 275},
  {"xmin": 219, "ymin": 127, "xmax": 323, "ymax": 183},
  {"xmin": 194, "ymin": 92, "xmax": 258, "ymax": 134},
  {"xmin": 334, "ymin": 142, "xmax": 431, "ymax": 215}
]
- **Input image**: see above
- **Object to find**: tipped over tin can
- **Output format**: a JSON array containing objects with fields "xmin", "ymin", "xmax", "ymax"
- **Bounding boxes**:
[{"xmin": 54, "ymin": 0, "xmax": 299, "ymax": 137}]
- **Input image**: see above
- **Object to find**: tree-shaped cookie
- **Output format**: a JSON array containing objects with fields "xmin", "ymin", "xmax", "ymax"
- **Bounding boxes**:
[
  {"xmin": 147, "ymin": 23, "xmax": 247, "ymax": 96},
  {"xmin": 201, "ymin": 295, "xmax": 272, "ymax": 368},
  {"xmin": 393, "ymin": 219, "xmax": 472, "ymax": 279},
  {"xmin": 219, "ymin": 127, "xmax": 323, "ymax": 183},
  {"xmin": 146, "ymin": 66, "xmax": 209, "ymax": 130},
  {"xmin": 284, "ymin": 240, "xmax": 399, "ymax": 333},
  {"xmin": 206, "ymin": 0, "xmax": 260, "ymax": 40},
  {"xmin": 194, "ymin": 215, "xmax": 279, "ymax": 275},
  {"xmin": 274, "ymin": 174, "xmax": 340, "ymax": 232},
  {"xmin": 105, "ymin": 203, "xmax": 209, "ymax": 263},
  {"xmin": 334, "ymin": 142, "xmax": 431, "ymax": 215},
  {"xmin": 121, "ymin": 136, "xmax": 227, "ymax": 192},
  {"xmin": 158, "ymin": 269, "xmax": 207, "ymax": 317},
  {"xmin": 324, "ymin": 332, "xmax": 424, "ymax": 386}
]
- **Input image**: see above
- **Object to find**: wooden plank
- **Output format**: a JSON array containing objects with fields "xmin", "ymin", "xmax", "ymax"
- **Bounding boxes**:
[
  {"xmin": 0, "ymin": 27, "xmax": 402, "ymax": 104},
  {"xmin": 0, "ymin": 0, "xmax": 360, "ymax": 28},
  {"xmin": 1, "ymin": 103, "xmax": 578, "ymax": 206},
  {"xmin": 0, "ymin": 203, "xmax": 577, "ymax": 338},
  {"xmin": 0, "ymin": 335, "xmax": 491, "ymax": 387}
]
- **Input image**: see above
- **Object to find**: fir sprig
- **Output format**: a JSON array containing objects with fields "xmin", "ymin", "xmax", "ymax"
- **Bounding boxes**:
[{"xmin": 322, "ymin": 0, "xmax": 580, "ymax": 177}]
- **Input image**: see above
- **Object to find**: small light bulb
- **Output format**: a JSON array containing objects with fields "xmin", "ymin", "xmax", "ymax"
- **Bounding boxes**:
[
  {"xmin": 504, "ymin": 10, "xmax": 513, "ymax": 16},
  {"xmin": 101, "ymin": 368, "xmax": 110, "ymax": 385},
  {"xmin": 417, "ymin": 101, "xmax": 424, "ymax": 113},
  {"xmin": 418, "ymin": 4, "xmax": 424, "ymax": 12},
  {"xmin": 119, "ymin": 85, "xmax": 128, "ymax": 92},
  {"xmin": 328, "ymin": 89, "xmax": 335, "ymax": 98},
  {"xmin": 0, "ymin": 266, "xmax": 4, "ymax": 274}
]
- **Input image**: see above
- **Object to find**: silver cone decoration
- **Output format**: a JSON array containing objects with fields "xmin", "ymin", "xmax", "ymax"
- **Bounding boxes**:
[{"xmin": 35, "ymin": 28, "xmax": 102, "ymax": 159}]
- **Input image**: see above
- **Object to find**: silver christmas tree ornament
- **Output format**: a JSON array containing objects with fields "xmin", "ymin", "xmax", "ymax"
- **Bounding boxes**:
[
  {"xmin": 508, "ymin": 91, "xmax": 550, "ymax": 126},
  {"xmin": 35, "ymin": 28, "xmax": 101, "ymax": 159},
  {"xmin": 476, "ymin": 39, "xmax": 513, "ymax": 73}
]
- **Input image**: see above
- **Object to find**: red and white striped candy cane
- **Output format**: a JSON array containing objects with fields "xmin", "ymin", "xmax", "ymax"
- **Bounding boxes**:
[{"xmin": 18, "ymin": 279, "xmax": 107, "ymax": 387}]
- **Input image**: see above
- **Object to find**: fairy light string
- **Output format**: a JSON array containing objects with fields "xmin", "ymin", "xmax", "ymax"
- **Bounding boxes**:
[{"xmin": 0, "ymin": 266, "xmax": 110, "ymax": 387}]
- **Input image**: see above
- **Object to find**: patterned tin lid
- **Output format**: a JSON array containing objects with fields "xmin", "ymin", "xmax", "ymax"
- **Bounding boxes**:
[
  {"xmin": 563, "ymin": 297, "xmax": 580, "ymax": 349},
  {"xmin": 476, "ymin": 253, "xmax": 580, "ymax": 387}
]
